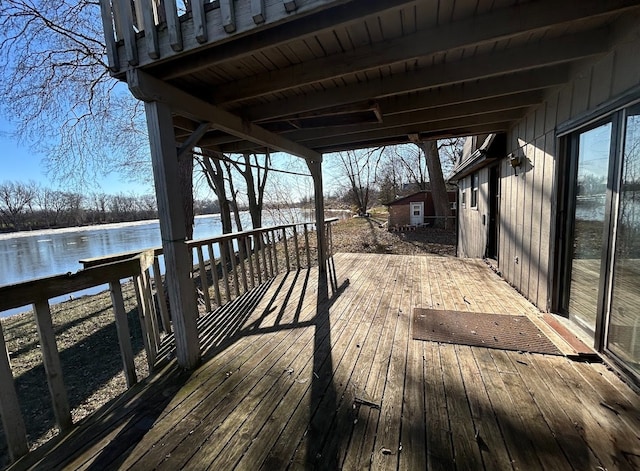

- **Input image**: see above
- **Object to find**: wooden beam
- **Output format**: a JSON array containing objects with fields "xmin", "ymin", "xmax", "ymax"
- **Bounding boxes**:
[
  {"xmin": 154, "ymin": 0, "xmax": 419, "ymax": 80},
  {"xmin": 238, "ymin": 32, "xmax": 606, "ymax": 120},
  {"xmin": 218, "ymin": 109, "xmax": 524, "ymax": 154},
  {"xmin": 211, "ymin": 0, "xmax": 635, "ymax": 104},
  {"xmin": 315, "ymin": 122, "xmax": 513, "ymax": 154},
  {"xmin": 144, "ymin": 100, "xmax": 200, "ymax": 370},
  {"xmin": 127, "ymin": 69, "xmax": 321, "ymax": 162},
  {"xmin": 245, "ymin": 66, "xmax": 568, "ymax": 122},
  {"xmin": 301, "ymin": 109, "xmax": 526, "ymax": 150},
  {"xmin": 278, "ymin": 92, "xmax": 542, "ymax": 143},
  {"xmin": 140, "ymin": 0, "xmax": 160, "ymax": 59}
]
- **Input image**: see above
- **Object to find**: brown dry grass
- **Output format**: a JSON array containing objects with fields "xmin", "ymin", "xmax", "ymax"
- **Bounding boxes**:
[{"xmin": 0, "ymin": 211, "xmax": 455, "ymax": 468}]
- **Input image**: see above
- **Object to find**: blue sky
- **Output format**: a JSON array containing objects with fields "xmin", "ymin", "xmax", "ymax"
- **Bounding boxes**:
[{"xmin": 0, "ymin": 115, "xmax": 152, "ymax": 194}]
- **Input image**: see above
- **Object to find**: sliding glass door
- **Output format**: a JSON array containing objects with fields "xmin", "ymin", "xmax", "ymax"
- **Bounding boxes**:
[
  {"xmin": 567, "ymin": 122, "xmax": 613, "ymax": 334},
  {"xmin": 607, "ymin": 104, "xmax": 640, "ymax": 377},
  {"xmin": 563, "ymin": 102, "xmax": 640, "ymax": 380}
]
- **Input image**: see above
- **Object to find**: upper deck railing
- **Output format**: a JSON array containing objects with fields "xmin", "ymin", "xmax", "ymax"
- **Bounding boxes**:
[
  {"xmin": 100, "ymin": 0, "xmax": 340, "ymax": 73},
  {"xmin": 0, "ymin": 219, "xmax": 337, "ymax": 464}
]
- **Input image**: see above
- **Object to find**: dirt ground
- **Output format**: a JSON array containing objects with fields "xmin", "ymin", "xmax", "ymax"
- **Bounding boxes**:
[{"xmin": 0, "ymin": 214, "xmax": 456, "ymax": 468}]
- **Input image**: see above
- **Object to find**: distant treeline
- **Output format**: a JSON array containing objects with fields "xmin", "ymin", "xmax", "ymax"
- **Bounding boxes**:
[{"xmin": 0, "ymin": 180, "xmax": 220, "ymax": 233}]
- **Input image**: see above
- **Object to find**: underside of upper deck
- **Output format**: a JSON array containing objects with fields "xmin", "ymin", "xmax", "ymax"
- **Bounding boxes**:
[
  {"xmin": 102, "ymin": 0, "xmax": 640, "ymax": 155},
  {"xmin": 12, "ymin": 253, "xmax": 640, "ymax": 470}
]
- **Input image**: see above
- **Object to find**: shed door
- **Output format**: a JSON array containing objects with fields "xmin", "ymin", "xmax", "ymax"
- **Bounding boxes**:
[{"xmin": 410, "ymin": 202, "xmax": 424, "ymax": 226}]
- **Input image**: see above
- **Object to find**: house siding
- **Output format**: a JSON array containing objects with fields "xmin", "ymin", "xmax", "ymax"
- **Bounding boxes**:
[{"xmin": 496, "ymin": 21, "xmax": 640, "ymax": 311}]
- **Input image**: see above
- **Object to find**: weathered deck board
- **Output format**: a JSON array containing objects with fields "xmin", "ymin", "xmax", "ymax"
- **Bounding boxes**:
[{"xmin": 10, "ymin": 253, "xmax": 640, "ymax": 471}]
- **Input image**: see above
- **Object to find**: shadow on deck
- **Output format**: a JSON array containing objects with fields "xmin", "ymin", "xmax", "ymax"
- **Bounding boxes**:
[{"xmin": 9, "ymin": 253, "xmax": 640, "ymax": 470}]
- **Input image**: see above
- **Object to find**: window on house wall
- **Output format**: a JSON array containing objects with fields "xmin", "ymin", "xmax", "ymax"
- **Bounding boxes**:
[
  {"xmin": 460, "ymin": 181, "xmax": 466, "ymax": 208},
  {"xmin": 471, "ymin": 172, "xmax": 478, "ymax": 208}
]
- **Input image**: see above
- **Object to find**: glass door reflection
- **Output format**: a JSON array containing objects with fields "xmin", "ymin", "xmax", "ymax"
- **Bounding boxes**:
[
  {"xmin": 568, "ymin": 122, "xmax": 612, "ymax": 334},
  {"xmin": 608, "ymin": 105, "xmax": 640, "ymax": 377}
]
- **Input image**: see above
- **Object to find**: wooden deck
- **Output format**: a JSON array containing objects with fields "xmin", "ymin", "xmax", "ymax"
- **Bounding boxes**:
[{"xmin": 12, "ymin": 253, "xmax": 640, "ymax": 470}]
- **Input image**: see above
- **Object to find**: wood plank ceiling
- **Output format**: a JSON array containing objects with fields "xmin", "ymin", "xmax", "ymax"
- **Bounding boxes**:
[{"xmin": 129, "ymin": 0, "xmax": 640, "ymax": 155}]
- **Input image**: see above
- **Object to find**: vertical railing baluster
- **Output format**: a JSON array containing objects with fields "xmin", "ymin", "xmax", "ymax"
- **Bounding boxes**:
[
  {"xmin": 254, "ymin": 234, "xmax": 263, "ymax": 284},
  {"xmin": 293, "ymin": 225, "xmax": 300, "ymax": 269},
  {"xmin": 134, "ymin": 274, "xmax": 156, "ymax": 369},
  {"xmin": 260, "ymin": 232, "xmax": 268, "ymax": 280},
  {"xmin": 304, "ymin": 223, "xmax": 311, "ymax": 267},
  {"xmin": 208, "ymin": 243, "xmax": 222, "ymax": 307},
  {"xmin": 229, "ymin": 239, "xmax": 240, "ymax": 297},
  {"xmin": 32, "ymin": 300, "xmax": 73, "ymax": 432},
  {"xmin": 109, "ymin": 280, "xmax": 137, "ymax": 387},
  {"xmin": 152, "ymin": 256, "xmax": 171, "ymax": 333},
  {"xmin": 0, "ymin": 320, "xmax": 29, "ymax": 461},
  {"xmin": 238, "ymin": 236, "xmax": 249, "ymax": 293},
  {"xmin": 219, "ymin": 240, "xmax": 232, "ymax": 304},
  {"xmin": 271, "ymin": 230, "xmax": 279, "ymax": 274},
  {"xmin": 246, "ymin": 236, "xmax": 255, "ymax": 289},
  {"xmin": 282, "ymin": 227, "xmax": 290, "ymax": 271},
  {"xmin": 196, "ymin": 245, "xmax": 211, "ymax": 313}
]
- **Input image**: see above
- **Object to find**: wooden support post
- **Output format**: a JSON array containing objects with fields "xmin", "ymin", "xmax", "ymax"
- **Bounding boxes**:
[
  {"xmin": 32, "ymin": 300, "xmax": 73, "ymax": 433},
  {"xmin": 144, "ymin": 101, "xmax": 199, "ymax": 370},
  {"xmin": 307, "ymin": 159, "xmax": 326, "ymax": 273},
  {"xmin": 0, "ymin": 320, "xmax": 29, "ymax": 461},
  {"xmin": 109, "ymin": 281, "xmax": 137, "ymax": 387},
  {"xmin": 260, "ymin": 233, "xmax": 268, "ymax": 279}
]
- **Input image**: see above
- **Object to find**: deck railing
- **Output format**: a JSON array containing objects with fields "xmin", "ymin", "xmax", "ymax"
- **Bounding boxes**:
[
  {"xmin": 0, "ymin": 219, "xmax": 337, "ymax": 463},
  {"xmin": 100, "ymin": 0, "xmax": 333, "ymax": 72}
]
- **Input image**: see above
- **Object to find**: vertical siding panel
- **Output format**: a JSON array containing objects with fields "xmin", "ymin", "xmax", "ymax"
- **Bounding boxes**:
[
  {"xmin": 528, "ymin": 136, "xmax": 546, "ymax": 306},
  {"xmin": 498, "ymin": 160, "xmax": 508, "ymax": 274},
  {"xmin": 590, "ymin": 52, "xmax": 614, "ymax": 107},
  {"xmin": 519, "ymin": 117, "xmax": 534, "ymax": 298},
  {"xmin": 538, "ymin": 132, "xmax": 556, "ymax": 311},
  {"xmin": 556, "ymin": 82, "xmax": 573, "ymax": 125},
  {"xmin": 611, "ymin": 38, "xmax": 640, "ymax": 96},
  {"xmin": 545, "ymin": 90, "xmax": 559, "ymax": 135},
  {"xmin": 570, "ymin": 67, "xmax": 592, "ymax": 118}
]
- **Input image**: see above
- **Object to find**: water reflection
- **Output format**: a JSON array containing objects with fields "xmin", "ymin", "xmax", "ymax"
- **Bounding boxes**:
[{"xmin": 0, "ymin": 210, "xmax": 348, "ymax": 317}]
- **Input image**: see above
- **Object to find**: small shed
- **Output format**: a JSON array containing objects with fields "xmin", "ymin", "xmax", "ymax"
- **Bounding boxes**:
[{"xmin": 386, "ymin": 190, "xmax": 457, "ymax": 229}]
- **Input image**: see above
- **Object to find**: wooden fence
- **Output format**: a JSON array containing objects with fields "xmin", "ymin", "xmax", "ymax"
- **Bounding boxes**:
[{"xmin": 0, "ymin": 219, "xmax": 336, "ymax": 463}]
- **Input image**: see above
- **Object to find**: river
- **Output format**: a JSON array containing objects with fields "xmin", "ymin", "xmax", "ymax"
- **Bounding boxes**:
[{"xmin": 0, "ymin": 209, "xmax": 347, "ymax": 317}]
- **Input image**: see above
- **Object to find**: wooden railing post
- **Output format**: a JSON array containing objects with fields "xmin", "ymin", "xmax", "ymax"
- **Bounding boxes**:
[
  {"xmin": 293, "ymin": 225, "xmax": 301, "ymax": 269},
  {"xmin": 0, "ymin": 320, "xmax": 29, "ymax": 461},
  {"xmin": 282, "ymin": 227, "xmax": 290, "ymax": 271},
  {"xmin": 303, "ymin": 223, "xmax": 311, "ymax": 267},
  {"xmin": 32, "ymin": 300, "xmax": 73, "ymax": 433}
]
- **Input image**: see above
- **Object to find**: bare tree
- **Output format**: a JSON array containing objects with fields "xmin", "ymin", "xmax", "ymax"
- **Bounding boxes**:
[
  {"xmin": 197, "ymin": 150, "xmax": 234, "ymax": 234},
  {"xmin": 336, "ymin": 148, "xmax": 384, "ymax": 215},
  {"xmin": 229, "ymin": 152, "xmax": 270, "ymax": 229},
  {"xmin": 0, "ymin": 180, "xmax": 37, "ymax": 230}
]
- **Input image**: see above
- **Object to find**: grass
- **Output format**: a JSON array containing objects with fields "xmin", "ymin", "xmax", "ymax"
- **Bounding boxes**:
[{"xmin": 0, "ymin": 212, "xmax": 455, "ymax": 468}]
